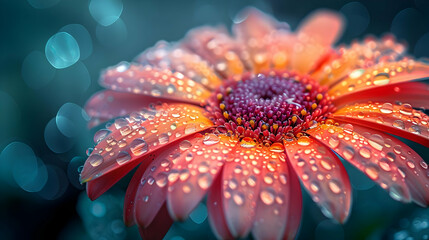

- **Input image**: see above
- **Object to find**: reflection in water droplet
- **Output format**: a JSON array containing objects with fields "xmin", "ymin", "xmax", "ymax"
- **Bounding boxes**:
[
  {"xmin": 89, "ymin": 154, "xmax": 104, "ymax": 167},
  {"xmin": 116, "ymin": 151, "xmax": 131, "ymax": 165},
  {"xmin": 373, "ymin": 72, "xmax": 390, "ymax": 86},
  {"xmin": 260, "ymin": 188, "xmax": 275, "ymax": 205}
]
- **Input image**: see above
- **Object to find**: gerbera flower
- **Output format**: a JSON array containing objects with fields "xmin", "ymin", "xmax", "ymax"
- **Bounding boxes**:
[{"xmin": 80, "ymin": 8, "xmax": 429, "ymax": 240}]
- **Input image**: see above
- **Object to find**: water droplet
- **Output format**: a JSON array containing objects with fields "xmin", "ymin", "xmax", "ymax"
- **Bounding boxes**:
[
  {"xmin": 233, "ymin": 192, "xmax": 245, "ymax": 206},
  {"xmin": 182, "ymin": 183, "xmax": 192, "ymax": 193},
  {"xmin": 379, "ymin": 158, "xmax": 392, "ymax": 171},
  {"xmin": 380, "ymin": 103, "xmax": 393, "ymax": 114},
  {"xmin": 310, "ymin": 182, "xmax": 320, "ymax": 192},
  {"xmin": 328, "ymin": 180, "xmax": 342, "ymax": 194},
  {"xmin": 365, "ymin": 165, "xmax": 379, "ymax": 180},
  {"xmin": 158, "ymin": 133, "xmax": 169, "ymax": 144},
  {"xmin": 359, "ymin": 147, "xmax": 371, "ymax": 159},
  {"xmin": 197, "ymin": 173, "xmax": 212, "ymax": 190},
  {"xmin": 151, "ymin": 88, "xmax": 162, "ymax": 97},
  {"xmin": 155, "ymin": 172, "xmax": 168, "ymax": 187},
  {"xmin": 45, "ymin": 32, "xmax": 80, "ymax": 69},
  {"xmin": 179, "ymin": 140, "xmax": 192, "ymax": 151},
  {"xmin": 260, "ymin": 188, "xmax": 276, "ymax": 205},
  {"xmin": 297, "ymin": 136, "xmax": 311, "ymax": 146},
  {"xmin": 203, "ymin": 134, "xmax": 220, "ymax": 145},
  {"xmin": 94, "ymin": 129, "xmax": 111, "ymax": 143},
  {"xmin": 373, "ymin": 72, "xmax": 390, "ymax": 86},
  {"xmin": 241, "ymin": 137, "xmax": 256, "ymax": 148},
  {"xmin": 166, "ymin": 84, "xmax": 176, "ymax": 94},
  {"xmin": 269, "ymin": 142, "xmax": 285, "ymax": 152},
  {"xmin": 329, "ymin": 135, "xmax": 340, "ymax": 148},
  {"xmin": 279, "ymin": 174, "xmax": 287, "ymax": 185},
  {"xmin": 114, "ymin": 118, "xmax": 128, "ymax": 129},
  {"xmin": 185, "ymin": 152, "xmax": 194, "ymax": 161},
  {"xmin": 119, "ymin": 126, "xmax": 132, "ymax": 136},
  {"xmin": 343, "ymin": 146, "xmax": 355, "ymax": 160},
  {"xmin": 343, "ymin": 124, "xmax": 354, "ymax": 134},
  {"xmin": 399, "ymin": 103, "xmax": 413, "ymax": 116},
  {"xmin": 130, "ymin": 138, "xmax": 148, "ymax": 156},
  {"xmin": 170, "ymin": 123, "xmax": 177, "ymax": 130},
  {"xmin": 228, "ymin": 178, "xmax": 238, "ymax": 189},
  {"xmin": 185, "ymin": 124, "xmax": 197, "ymax": 134},
  {"xmin": 86, "ymin": 148, "xmax": 94, "ymax": 156},
  {"xmin": 89, "ymin": 154, "xmax": 103, "ymax": 167},
  {"xmin": 247, "ymin": 175, "xmax": 257, "ymax": 187},
  {"xmin": 368, "ymin": 134, "xmax": 384, "ymax": 151},
  {"xmin": 116, "ymin": 151, "xmax": 131, "ymax": 165},
  {"xmin": 393, "ymin": 120, "xmax": 405, "ymax": 129}
]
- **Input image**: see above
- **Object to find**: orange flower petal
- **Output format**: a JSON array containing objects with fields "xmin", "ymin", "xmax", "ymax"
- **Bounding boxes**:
[
  {"xmin": 233, "ymin": 7, "xmax": 284, "ymax": 72},
  {"xmin": 328, "ymin": 59, "xmax": 429, "ymax": 98},
  {"xmin": 251, "ymin": 145, "xmax": 291, "ymax": 240},
  {"xmin": 80, "ymin": 103, "xmax": 213, "ymax": 183},
  {"xmin": 297, "ymin": 10, "xmax": 344, "ymax": 47},
  {"xmin": 183, "ymin": 26, "xmax": 246, "ymax": 77},
  {"xmin": 307, "ymin": 124, "xmax": 412, "ymax": 203},
  {"xmin": 333, "ymin": 102, "xmax": 429, "ymax": 147},
  {"xmin": 290, "ymin": 10, "xmax": 344, "ymax": 74},
  {"xmin": 135, "ymin": 41, "xmax": 223, "ymax": 89},
  {"xmin": 284, "ymin": 136, "xmax": 351, "ymax": 223},
  {"xmin": 85, "ymin": 90, "xmax": 175, "ymax": 120},
  {"xmin": 100, "ymin": 63, "xmax": 211, "ymax": 104},
  {"xmin": 283, "ymin": 161, "xmax": 303, "ymax": 240},
  {"xmin": 312, "ymin": 35, "xmax": 406, "ymax": 86},
  {"xmin": 166, "ymin": 134, "xmax": 237, "ymax": 220},
  {"xmin": 332, "ymin": 81, "xmax": 429, "ymax": 109},
  {"xmin": 347, "ymin": 123, "xmax": 429, "ymax": 206}
]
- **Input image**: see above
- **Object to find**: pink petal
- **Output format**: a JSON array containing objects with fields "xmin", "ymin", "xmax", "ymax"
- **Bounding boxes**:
[
  {"xmin": 80, "ymin": 103, "xmax": 213, "ymax": 183},
  {"xmin": 124, "ymin": 155, "xmax": 153, "ymax": 226},
  {"xmin": 85, "ymin": 90, "xmax": 174, "ymax": 121},
  {"xmin": 344, "ymin": 123, "xmax": 429, "ymax": 206},
  {"xmin": 135, "ymin": 42, "xmax": 223, "ymax": 90},
  {"xmin": 332, "ymin": 82, "xmax": 429, "ymax": 109},
  {"xmin": 251, "ymin": 144, "xmax": 291, "ymax": 240},
  {"xmin": 138, "ymin": 203, "xmax": 173, "ymax": 240},
  {"xmin": 283, "ymin": 162, "xmax": 303, "ymax": 240},
  {"xmin": 133, "ymin": 134, "xmax": 202, "ymax": 227},
  {"xmin": 100, "ymin": 63, "xmax": 211, "ymax": 104},
  {"xmin": 207, "ymin": 167, "xmax": 234, "ymax": 240},
  {"xmin": 333, "ymin": 102, "xmax": 429, "ymax": 147},
  {"xmin": 307, "ymin": 123, "xmax": 412, "ymax": 203},
  {"xmin": 284, "ymin": 136, "xmax": 352, "ymax": 223},
  {"xmin": 166, "ymin": 134, "xmax": 237, "ymax": 220},
  {"xmin": 86, "ymin": 157, "xmax": 142, "ymax": 200},
  {"xmin": 222, "ymin": 143, "xmax": 279, "ymax": 238}
]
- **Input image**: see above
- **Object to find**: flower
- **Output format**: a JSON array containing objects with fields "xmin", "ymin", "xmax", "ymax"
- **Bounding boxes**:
[{"xmin": 80, "ymin": 7, "xmax": 429, "ymax": 240}]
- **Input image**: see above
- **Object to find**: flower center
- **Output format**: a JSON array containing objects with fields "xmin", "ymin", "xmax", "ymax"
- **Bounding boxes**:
[{"xmin": 206, "ymin": 71, "xmax": 335, "ymax": 145}]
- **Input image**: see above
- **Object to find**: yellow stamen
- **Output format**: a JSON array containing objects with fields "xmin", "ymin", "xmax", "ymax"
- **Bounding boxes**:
[
  {"xmin": 220, "ymin": 103, "xmax": 226, "ymax": 110},
  {"xmin": 311, "ymin": 103, "xmax": 317, "ymax": 109},
  {"xmin": 316, "ymin": 93, "xmax": 323, "ymax": 101},
  {"xmin": 223, "ymin": 111, "xmax": 229, "ymax": 119},
  {"xmin": 217, "ymin": 93, "xmax": 223, "ymax": 101},
  {"xmin": 301, "ymin": 109, "xmax": 307, "ymax": 116}
]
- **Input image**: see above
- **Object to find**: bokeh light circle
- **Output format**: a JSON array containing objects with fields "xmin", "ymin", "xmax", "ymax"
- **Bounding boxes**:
[
  {"xmin": 27, "ymin": 0, "xmax": 60, "ymax": 9},
  {"xmin": 44, "ymin": 118, "xmax": 74, "ymax": 153},
  {"xmin": 38, "ymin": 165, "xmax": 69, "ymax": 200},
  {"xmin": 22, "ymin": 51, "xmax": 56, "ymax": 89},
  {"xmin": 56, "ymin": 102, "xmax": 89, "ymax": 138},
  {"xmin": 45, "ymin": 32, "xmax": 80, "ymax": 69},
  {"xmin": 340, "ymin": 2, "xmax": 370, "ymax": 38},
  {"xmin": 414, "ymin": 32, "xmax": 429, "ymax": 58},
  {"xmin": 60, "ymin": 24, "xmax": 93, "ymax": 60},
  {"xmin": 67, "ymin": 156, "xmax": 85, "ymax": 190},
  {"xmin": 89, "ymin": 0, "xmax": 123, "ymax": 26},
  {"xmin": 54, "ymin": 61, "xmax": 91, "ymax": 93}
]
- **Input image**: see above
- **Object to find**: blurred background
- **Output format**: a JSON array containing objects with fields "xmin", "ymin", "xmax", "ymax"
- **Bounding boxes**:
[{"xmin": 1, "ymin": 0, "xmax": 429, "ymax": 239}]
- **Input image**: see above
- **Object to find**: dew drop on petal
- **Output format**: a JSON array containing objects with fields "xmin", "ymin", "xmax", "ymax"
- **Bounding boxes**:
[
  {"xmin": 373, "ymin": 72, "xmax": 390, "ymax": 86},
  {"xmin": 158, "ymin": 133, "xmax": 169, "ymax": 144},
  {"xmin": 260, "ymin": 188, "xmax": 276, "ymax": 205},
  {"xmin": 365, "ymin": 165, "xmax": 379, "ymax": 180},
  {"xmin": 297, "ymin": 136, "xmax": 311, "ymax": 146},
  {"xmin": 203, "ymin": 134, "xmax": 220, "ymax": 145},
  {"xmin": 197, "ymin": 173, "xmax": 212, "ymax": 190},
  {"xmin": 45, "ymin": 32, "xmax": 80, "ymax": 69},
  {"xmin": 94, "ymin": 129, "xmax": 111, "ymax": 143},
  {"xmin": 233, "ymin": 192, "xmax": 245, "ymax": 206},
  {"xmin": 89, "ymin": 154, "xmax": 104, "ymax": 167},
  {"xmin": 329, "ymin": 135, "xmax": 340, "ymax": 148},
  {"xmin": 368, "ymin": 134, "xmax": 384, "ymax": 151},
  {"xmin": 116, "ymin": 151, "xmax": 131, "ymax": 165},
  {"xmin": 380, "ymin": 103, "xmax": 393, "ymax": 114},
  {"xmin": 328, "ymin": 179, "xmax": 342, "ymax": 194}
]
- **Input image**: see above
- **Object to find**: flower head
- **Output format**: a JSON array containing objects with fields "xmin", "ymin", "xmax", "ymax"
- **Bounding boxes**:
[{"xmin": 81, "ymin": 8, "xmax": 429, "ymax": 240}]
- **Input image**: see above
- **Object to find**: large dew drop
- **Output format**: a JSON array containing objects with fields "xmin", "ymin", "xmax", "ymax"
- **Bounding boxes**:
[{"xmin": 45, "ymin": 32, "xmax": 80, "ymax": 69}]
